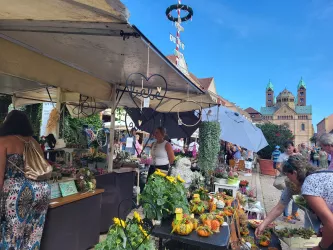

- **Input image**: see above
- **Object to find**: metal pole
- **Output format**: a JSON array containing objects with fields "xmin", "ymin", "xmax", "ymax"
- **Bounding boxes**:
[
  {"xmin": 108, "ymin": 85, "xmax": 117, "ymax": 172},
  {"xmin": 56, "ymin": 87, "xmax": 62, "ymax": 139}
]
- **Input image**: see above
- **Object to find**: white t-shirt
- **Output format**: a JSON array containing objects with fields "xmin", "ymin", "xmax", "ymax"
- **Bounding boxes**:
[
  {"xmin": 151, "ymin": 141, "xmax": 169, "ymax": 166},
  {"xmin": 277, "ymin": 152, "xmax": 290, "ymax": 163}
]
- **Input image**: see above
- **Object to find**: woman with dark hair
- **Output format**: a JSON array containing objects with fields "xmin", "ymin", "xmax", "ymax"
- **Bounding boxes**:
[
  {"xmin": 0, "ymin": 110, "xmax": 50, "ymax": 250},
  {"xmin": 255, "ymin": 155, "xmax": 329, "ymax": 248},
  {"xmin": 147, "ymin": 127, "xmax": 175, "ymax": 179}
]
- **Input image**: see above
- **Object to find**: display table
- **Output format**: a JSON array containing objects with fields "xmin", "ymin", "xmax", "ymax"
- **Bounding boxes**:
[
  {"xmin": 40, "ymin": 189, "xmax": 104, "ymax": 250},
  {"xmin": 152, "ymin": 218, "xmax": 230, "ymax": 250},
  {"xmin": 214, "ymin": 182, "xmax": 239, "ymax": 198},
  {"xmin": 95, "ymin": 168, "xmax": 136, "ymax": 233}
]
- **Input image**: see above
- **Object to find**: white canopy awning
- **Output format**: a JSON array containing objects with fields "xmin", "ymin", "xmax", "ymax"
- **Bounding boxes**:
[{"xmin": 0, "ymin": 0, "xmax": 216, "ymax": 113}]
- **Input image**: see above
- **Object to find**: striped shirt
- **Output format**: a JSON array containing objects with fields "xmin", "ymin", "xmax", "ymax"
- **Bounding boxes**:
[{"xmin": 272, "ymin": 149, "xmax": 281, "ymax": 162}]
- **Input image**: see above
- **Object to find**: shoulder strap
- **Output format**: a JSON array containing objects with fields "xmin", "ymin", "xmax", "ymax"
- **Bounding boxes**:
[
  {"xmin": 7, "ymin": 158, "xmax": 25, "ymax": 175},
  {"xmin": 15, "ymin": 136, "xmax": 30, "ymax": 143}
]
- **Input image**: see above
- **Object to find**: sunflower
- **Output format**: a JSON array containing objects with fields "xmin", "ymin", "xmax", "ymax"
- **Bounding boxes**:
[
  {"xmin": 166, "ymin": 176, "xmax": 176, "ymax": 183},
  {"xmin": 133, "ymin": 211, "xmax": 142, "ymax": 223},
  {"xmin": 113, "ymin": 217, "xmax": 126, "ymax": 228},
  {"xmin": 139, "ymin": 225, "xmax": 149, "ymax": 239},
  {"xmin": 177, "ymin": 175, "xmax": 185, "ymax": 183},
  {"xmin": 154, "ymin": 171, "xmax": 167, "ymax": 177}
]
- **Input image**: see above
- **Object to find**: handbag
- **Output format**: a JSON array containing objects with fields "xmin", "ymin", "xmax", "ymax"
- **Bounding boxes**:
[
  {"xmin": 273, "ymin": 174, "xmax": 286, "ymax": 190},
  {"xmin": 9, "ymin": 136, "xmax": 52, "ymax": 181}
]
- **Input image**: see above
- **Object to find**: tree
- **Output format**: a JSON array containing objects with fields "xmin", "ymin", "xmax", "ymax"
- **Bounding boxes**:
[
  {"xmin": 310, "ymin": 134, "xmax": 317, "ymax": 146},
  {"xmin": 256, "ymin": 123, "xmax": 294, "ymax": 159}
]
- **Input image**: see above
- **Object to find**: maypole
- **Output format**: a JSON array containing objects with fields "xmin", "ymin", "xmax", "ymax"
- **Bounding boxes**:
[{"xmin": 166, "ymin": 1, "xmax": 193, "ymax": 72}]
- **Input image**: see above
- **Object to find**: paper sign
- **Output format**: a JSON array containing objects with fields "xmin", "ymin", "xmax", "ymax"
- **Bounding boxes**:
[
  {"xmin": 126, "ymin": 137, "xmax": 133, "ymax": 148},
  {"xmin": 143, "ymin": 97, "xmax": 150, "ymax": 108},
  {"xmin": 59, "ymin": 180, "xmax": 78, "ymax": 197}
]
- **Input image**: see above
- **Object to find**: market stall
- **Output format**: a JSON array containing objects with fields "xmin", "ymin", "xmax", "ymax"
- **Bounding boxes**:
[{"xmin": 0, "ymin": 1, "xmax": 220, "ymax": 249}]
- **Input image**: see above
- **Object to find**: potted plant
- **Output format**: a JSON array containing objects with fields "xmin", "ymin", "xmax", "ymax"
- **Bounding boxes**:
[
  {"xmin": 227, "ymin": 171, "xmax": 239, "ymax": 185},
  {"xmin": 140, "ymin": 169, "xmax": 189, "ymax": 221},
  {"xmin": 213, "ymin": 167, "xmax": 228, "ymax": 184},
  {"xmin": 256, "ymin": 123, "xmax": 294, "ymax": 176}
]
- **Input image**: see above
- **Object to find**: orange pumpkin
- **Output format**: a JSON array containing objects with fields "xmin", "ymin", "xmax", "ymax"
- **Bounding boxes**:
[
  {"xmin": 259, "ymin": 236, "xmax": 270, "ymax": 247},
  {"xmin": 210, "ymin": 219, "xmax": 220, "ymax": 232},
  {"xmin": 196, "ymin": 226, "xmax": 213, "ymax": 237}
]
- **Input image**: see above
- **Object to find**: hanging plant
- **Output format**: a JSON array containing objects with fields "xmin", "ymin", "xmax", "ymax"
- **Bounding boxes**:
[{"xmin": 198, "ymin": 121, "xmax": 220, "ymax": 178}]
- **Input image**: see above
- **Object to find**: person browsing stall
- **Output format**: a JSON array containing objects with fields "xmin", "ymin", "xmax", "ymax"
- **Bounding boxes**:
[
  {"xmin": 147, "ymin": 127, "xmax": 175, "ymax": 179},
  {"xmin": 255, "ymin": 155, "xmax": 323, "ymax": 239},
  {"xmin": 0, "ymin": 110, "xmax": 51, "ymax": 249},
  {"xmin": 319, "ymin": 133, "xmax": 333, "ymax": 171}
]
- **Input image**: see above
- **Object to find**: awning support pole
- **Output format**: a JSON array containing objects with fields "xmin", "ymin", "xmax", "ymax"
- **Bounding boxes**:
[
  {"xmin": 108, "ymin": 85, "xmax": 117, "ymax": 172},
  {"xmin": 56, "ymin": 87, "xmax": 62, "ymax": 139}
]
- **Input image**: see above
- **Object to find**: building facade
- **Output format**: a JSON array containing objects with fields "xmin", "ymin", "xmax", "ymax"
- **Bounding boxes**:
[
  {"xmin": 245, "ymin": 107, "xmax": 262, "ymax": 123},
  {"xmin": 317, "ymin": 114, "xmax": 333, "ymax": 137},
  {"xmin": 260, "ymin": 78, "xmax": 313, "ymax": 146}
]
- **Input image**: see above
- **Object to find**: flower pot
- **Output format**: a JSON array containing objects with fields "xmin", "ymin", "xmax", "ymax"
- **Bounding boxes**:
[
  {"xmin": 214, "ymin": 177, "xmax": 228, "ymax": 184},
  {"xmin": 227, "ymin": 178, "xmax": 238, "ymax": 185},
  {"xmin": 258, "ymin": 159, "xmax": 276, "ymax": 176}
]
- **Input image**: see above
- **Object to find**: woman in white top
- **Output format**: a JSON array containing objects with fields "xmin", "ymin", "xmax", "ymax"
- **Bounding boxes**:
[{"xmin": 147, "ymin": 127, "xmax": 175, "ymax": 179}]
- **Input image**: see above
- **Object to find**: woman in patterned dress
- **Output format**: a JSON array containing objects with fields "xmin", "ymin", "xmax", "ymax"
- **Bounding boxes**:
[{"xmin": 0, "ymin": 110, "xmax": 50, "ymax": 250}]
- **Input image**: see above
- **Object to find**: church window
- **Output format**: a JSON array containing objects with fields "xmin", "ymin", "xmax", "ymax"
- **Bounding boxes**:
[
  {"xmin": 300, "ymin": 92, "xmax": 304, "ymax": 96},
  {"xmin": 300, "ymin": 98, "xmax": 304, "ymax": 103},
  {"xmin": 301, "ymin": 123, "xmax": 305, "ymax": 131}
]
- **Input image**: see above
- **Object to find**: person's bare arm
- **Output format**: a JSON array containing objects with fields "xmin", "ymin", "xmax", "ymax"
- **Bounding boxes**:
[
  {"xmin": 304, "ymin": 195, "xmax": 333, "ymax": 248},
  {"xmin": 0, "ymin": 142, "xmax": 6, "ymax": 190},
  {"xmin": 165, "ymin": 142, "xmax": 175, "ymax": 164},
  {"xmin": 255, "ymin": 201, "xmax": 285, "ymax": 237}
]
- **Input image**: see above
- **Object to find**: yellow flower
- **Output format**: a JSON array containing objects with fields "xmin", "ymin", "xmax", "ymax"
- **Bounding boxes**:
[
  {"xmin": 133, "ymin": 211, "xmax": 142, "ymax": 223},
  {"xmin": 177, "ymin": 175, "xmax": 185, "ymax": 183},
  {"xmin": 154, "ymin": 171, "xmax": 167, "ymax": 177},
  {"xmin": 166, "ymin": 176, "xmax": 176, "ymax": 183},
  {"xmin": 113, "ymin": 217, "xmax": 126, "ymax": 228},
  {"xmin": 139, "ymin": 225, "xmax": 149, "ymax": 239}
]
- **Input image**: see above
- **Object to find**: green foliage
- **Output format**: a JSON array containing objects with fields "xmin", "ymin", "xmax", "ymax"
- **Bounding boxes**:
[
  {"xmin": 198, "ymin": 121, "xmax": 221, "ymax": 176},
  {"xmin": 95, "ymin": 219, "xmax": 155, "ymax": 250},
  {"xmin": 140, "ymin": 173, "xmax": 189, "ymax": 220},
  {"xmin": 256, "ymin": 123, "xmax": 294, "ymax": 159},
  {"xmin": 25, "ymin": 104, "xmax": 42, "ymax": 136},
  {"xmin": 62, "ymin": 110, "xmax": 102, "ymax": 145},
  {"xmin": 310, "ymin": 134, "xmax": 317, "ymax": 146}
]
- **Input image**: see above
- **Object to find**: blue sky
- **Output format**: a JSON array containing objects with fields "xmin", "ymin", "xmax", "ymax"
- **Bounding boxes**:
[{"xmin": 123, "ymin": 0, "xmax": 333, "ymax": 129}]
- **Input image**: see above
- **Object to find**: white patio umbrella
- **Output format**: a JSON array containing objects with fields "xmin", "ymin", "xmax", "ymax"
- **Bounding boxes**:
[{"xmin": 202, "ymin": 106, "xmax": 268, "ymax": 152}]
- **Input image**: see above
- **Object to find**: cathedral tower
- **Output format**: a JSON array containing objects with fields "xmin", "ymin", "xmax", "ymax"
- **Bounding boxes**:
[
  {"xmin": 297, "ymin": 77, "xmax": 306, "ymax": 106},
  {"xmin": 266, "ymin": 80, "xmax": 274, "ymax": 107}
]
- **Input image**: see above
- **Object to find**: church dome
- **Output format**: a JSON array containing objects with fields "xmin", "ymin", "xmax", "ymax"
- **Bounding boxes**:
[{"xmin": 276, "ymin": 88, "xmax": 295, "ymax": 104}]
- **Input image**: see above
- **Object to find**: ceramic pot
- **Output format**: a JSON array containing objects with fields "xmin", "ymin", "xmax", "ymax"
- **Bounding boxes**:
[{"xmin": 258, "ymin": 159, "xmax": 276, "ymax": 176}]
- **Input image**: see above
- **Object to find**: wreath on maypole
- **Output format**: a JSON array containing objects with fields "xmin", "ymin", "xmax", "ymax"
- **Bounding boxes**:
[{"xmin": 165, "ymin": 4, "xmax": 193, "ymax": 22}]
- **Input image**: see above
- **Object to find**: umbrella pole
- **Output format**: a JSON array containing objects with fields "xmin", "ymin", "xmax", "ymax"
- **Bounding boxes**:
[{"xmin": 108, "ymin": 85, "xmax": 117, "ymax": 172}]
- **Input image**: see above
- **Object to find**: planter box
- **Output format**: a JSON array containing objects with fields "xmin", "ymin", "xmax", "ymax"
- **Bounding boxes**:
[{"xmin": 258, "ymin": 159, "xmax": 276, "ymax": 176}]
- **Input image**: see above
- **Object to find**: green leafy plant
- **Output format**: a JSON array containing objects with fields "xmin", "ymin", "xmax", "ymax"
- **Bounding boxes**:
[
  {"xmin": 95, "ymin": 214, "xmax": 155, "ymax": 250},
  {"xmin": 256, "ymin": 123, "xmax": 294, "ymax": 159},
  {"xmin": 198, "ymin": 121, "xmax": 220, "ymax": 178},
  {"xmin": 140, "ymin": 170, "xmax": 189, "ymax": 220}
]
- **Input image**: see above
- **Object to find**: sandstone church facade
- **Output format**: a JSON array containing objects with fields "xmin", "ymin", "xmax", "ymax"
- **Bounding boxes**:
[{"xmin": 260, "ymin": 78, "xmax": 313, "ymax": 146}]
